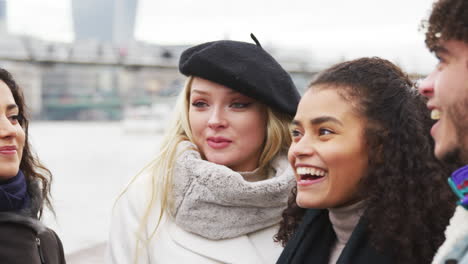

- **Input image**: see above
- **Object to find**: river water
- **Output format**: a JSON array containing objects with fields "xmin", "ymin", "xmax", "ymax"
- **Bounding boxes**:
[{"xmin": 28, "ymin": 121, "xmax": 163, "ymax": 254}]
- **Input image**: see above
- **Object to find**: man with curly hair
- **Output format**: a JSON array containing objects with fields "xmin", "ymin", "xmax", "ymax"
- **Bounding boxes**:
[{"xmin": 418, "ymin": 0, "xmax": 468, "ymax": 263}]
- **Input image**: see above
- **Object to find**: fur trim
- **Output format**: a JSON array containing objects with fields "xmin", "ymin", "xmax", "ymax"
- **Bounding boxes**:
[
  {"xmin": 432, "ymin": 206, "xmax": 468, "ymax": 263},
  {"xmin": 171, "ymin": 141, "xmax": 295, "ymax": 240}
]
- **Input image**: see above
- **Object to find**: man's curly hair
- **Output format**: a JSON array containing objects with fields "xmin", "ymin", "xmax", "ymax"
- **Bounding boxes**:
[
  {"xmin": 275, "ymin": 57, "xmax": 457, "ymax": 263},
  {"xmin": 422, "ymin": 0, "xmax": 468, "ymax": 51}
]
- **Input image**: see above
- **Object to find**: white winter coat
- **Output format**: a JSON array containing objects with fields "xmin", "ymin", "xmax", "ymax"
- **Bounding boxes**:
[{"xmin": 107, "ymin": 169, "xmax": 286, "ymax": 264}]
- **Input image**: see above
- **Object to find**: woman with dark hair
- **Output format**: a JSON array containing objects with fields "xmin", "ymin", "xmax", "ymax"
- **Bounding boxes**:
[
  {"xmin": 275, "ymin": 57, "xmax": 456, "ymax": 263},
  {"xmin": 0, "ymin": 68, "xmax": 65, "ymax": 263}
]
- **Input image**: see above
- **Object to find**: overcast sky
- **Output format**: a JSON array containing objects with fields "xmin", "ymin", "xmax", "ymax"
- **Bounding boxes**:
[{"xmin": 7, "ymin": 0, "xmax": 438, "ymax": 73}]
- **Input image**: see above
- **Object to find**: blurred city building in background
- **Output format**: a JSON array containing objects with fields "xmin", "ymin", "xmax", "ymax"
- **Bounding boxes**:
[
  {"xmin": 72, "ymin": 0, "xmax": 137, "ymax": 45},
  {"xmin": 0, "ymin": 0, "xmax": 7, "ymax": 33},
  {"xmin": 0, "ymin": 0, "xmax": 330, "ymax": 121}
]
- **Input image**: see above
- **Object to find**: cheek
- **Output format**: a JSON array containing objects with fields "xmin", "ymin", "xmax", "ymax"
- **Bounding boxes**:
[
  {"xmin": 438, "ymin": 68, "xmax": 465, "ymax": 101},
  {"xmin": 188, "ymin": 112, "xmax": 206, "ymax": 153},
  {"xmin": 188, "ymin": 111, "xmax": 204, "ymax": 135},
  {"xmin": 240, "ymin": 125, "xmax": 266, "ymax": 154},
  {"xmin": 334, "ymin": 161, "xmax": 366, "ymax": 187},
  {"xmin": 17, "ymin": 127, "xmax": 26, "ymax": 161},
  {"xmin": 237, "ymin": 111, "xmax": 267, "ymax": 142},
  {"xmin": 288, "ymin": 146, "xmax": 295, "ymax": 165},
  {"xmin": 326, "ymin": 145, "xmax": 368, "ymax": 199}
]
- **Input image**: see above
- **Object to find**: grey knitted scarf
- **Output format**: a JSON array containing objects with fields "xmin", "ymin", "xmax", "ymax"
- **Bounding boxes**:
[{"xmin": 171, "ymin": 141, "xmax": 295, "ymax": 240}]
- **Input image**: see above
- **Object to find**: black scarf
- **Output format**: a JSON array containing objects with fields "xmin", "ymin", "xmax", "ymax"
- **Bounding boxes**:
[
  {"xmin": 276, "ymin": 209, "xmax": 395, "ymax": 264},
  {"xmin": 0, "ymin": 171, "xmax": 31, "ymax": 212}
]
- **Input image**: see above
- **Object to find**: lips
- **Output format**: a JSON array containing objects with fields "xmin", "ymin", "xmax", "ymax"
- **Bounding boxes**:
[
  {"xmin": 0, "ymin": 145, "xmax": 17, "ymax": 155},
  {"xmin": 207, "ymin": 137, "xmax": 232, "ymax": 149},
  {"xmin": 431, "ymin": 118, "xmax": 441, "ymax": 139},
  {"xmin": 295, "ymin": 165, "xmax": 328, "ymax": 186}
]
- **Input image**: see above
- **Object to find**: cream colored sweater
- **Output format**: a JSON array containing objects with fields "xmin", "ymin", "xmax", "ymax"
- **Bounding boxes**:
[{"xmin": 328, "ymin": 201, "xmax": 366, "ymax": 264}]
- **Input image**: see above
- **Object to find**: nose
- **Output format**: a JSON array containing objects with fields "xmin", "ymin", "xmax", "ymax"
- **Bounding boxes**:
[
  {"xmin": 417, "ymin": 70, "xmax": 436, "ymax": 98},
  {"xmin": 290, "ymin": 136, "xmax": 315, "ymax": 158},
  {"xmin": 207, "ymin": 107, "xmax": 228, "ymax": 130},
  {"xmin": 0, "ymin": 117, "xmax": 17, "ymax": 139}
]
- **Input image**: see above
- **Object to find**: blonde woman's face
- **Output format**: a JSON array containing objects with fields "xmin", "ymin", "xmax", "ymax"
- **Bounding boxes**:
[
  {"xmin": 188, "ymin": 77, "xmax": 267, "ymax": 172},
  {"xmin": 0, "ymin": 81, "xmax": 25, "ymax": 180}
]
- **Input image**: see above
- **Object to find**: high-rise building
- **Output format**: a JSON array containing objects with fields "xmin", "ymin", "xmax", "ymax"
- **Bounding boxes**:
[
  {"xmin": 71, "ymin": 0, "xmax": 138, "ymax": 45},
  {"xmin": 0, "ymin": 0, "xmax": 7, "ymax": 33}
]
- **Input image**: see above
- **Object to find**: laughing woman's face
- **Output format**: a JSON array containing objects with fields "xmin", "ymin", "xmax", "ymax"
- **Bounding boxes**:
[
  {"xmin": 288, "ymin": 86, "xmax": 369, "ymax": 209},
  {"xmin": 0, "ymin": 81, "xmax": 25, "ymax": 180}
]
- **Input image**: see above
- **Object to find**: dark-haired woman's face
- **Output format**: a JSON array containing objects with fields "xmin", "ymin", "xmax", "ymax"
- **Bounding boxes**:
[
  {"xmin": 289, "ymin": 87, "xmax": 368, "ymax": 208},
  {"xmin": 0, "ymin": 81, "xmax": 25, "ymax": 180}
]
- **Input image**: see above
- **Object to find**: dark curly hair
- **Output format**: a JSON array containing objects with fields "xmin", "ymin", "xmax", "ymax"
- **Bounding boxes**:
[
  {"xmin": 422, "ymin": 0, "xmax": 468, "ymax": 51},
  {"xmin": 0, "ymin": 68, "xmax": 53, "ymax": 219},
  {"xmin": 275, "ymin": 57, "xmax": 456, "ymax": 263}
]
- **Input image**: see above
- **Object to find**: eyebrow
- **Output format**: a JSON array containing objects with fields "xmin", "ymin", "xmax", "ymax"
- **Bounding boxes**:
[
  {"xmin": 433, "ymin": 45, "xmax": 450, "ymax": 56},
  {"xmin": 292, "ymin": 116, "xmax": 343, "ymax": 126},
  {"xmin": 191, "ymin": 89, "xmax": 209, "ymax": 95},
  {"xmin": 6, "ymin": 104, "xmax": 18, "ymax": 111},
  {"xmin": 191, "ymin": 89, "xmax": 242, "ymax": 96}
]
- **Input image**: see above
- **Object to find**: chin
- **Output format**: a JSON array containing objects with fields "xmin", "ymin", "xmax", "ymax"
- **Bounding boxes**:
[
  {"xmin": 205, "ymin": 155, "xmax": 233, "ymax": 166},
  {"xmin": 296, "ymin": 194, "xmax": 325, "ymax": 209},
  {"xmin": 434, "ymin": 148, "xmax": 445, "ymax": 161},
  {"xmin": 439, "ymin": 147, "xmax": 464, "ymax": 165},
  {"xmin": 0, "ymin": 168, "xmax": 19, "ymax": 180},
  {"xmin": 434, "ymin": 137, "xmax": 448, "ymax": 156}
]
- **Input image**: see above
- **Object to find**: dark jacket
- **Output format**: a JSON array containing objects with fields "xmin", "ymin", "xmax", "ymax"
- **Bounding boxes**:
[
  {"xmin": 0, "ymin": 179, "xmax": 65, "ymax": 264},
  {"xmin": 277, "ymin": 209, "xmax": 394, "ymax": 264},
  {"xmin": 0, "ymin": 212, "xmax": 66, "ymax": 264}
]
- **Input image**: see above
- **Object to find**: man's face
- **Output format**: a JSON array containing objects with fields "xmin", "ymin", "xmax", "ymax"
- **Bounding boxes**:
[{"xmin": 418, "ymin": 40, "xmax": 468, "ymax": 164}]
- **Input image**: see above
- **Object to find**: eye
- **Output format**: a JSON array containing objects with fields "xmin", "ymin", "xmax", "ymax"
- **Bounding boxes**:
[
  {"xmin": 435, "ymin": 53, "xmax": 445, "ymax": 63},
  {"xmin": 318, "ymin": 128, "xmax": 334, "ymax": 136},
  {"xmin": 435, "ymin": 53, "xmax": 446, "ymax": 70},
  {"xmin": 290, "ymin": 129, "xmax": 302, "ymax": 138},
  {"xmin": 191, "ymin": 101, "xmax": 208, "ymax": 108},
  {"xmin": 8, "ymin": 114, "xmax": 22, "ymax": 125},
  {"xmin": 230, "ymin": 102, "xmax": 251, "ymax": 109}
]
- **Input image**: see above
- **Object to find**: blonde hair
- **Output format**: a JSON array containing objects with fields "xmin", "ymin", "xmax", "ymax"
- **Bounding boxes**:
[{"xmin": 120, "ymin": 76, "xmax": 293, "ymax": 262}]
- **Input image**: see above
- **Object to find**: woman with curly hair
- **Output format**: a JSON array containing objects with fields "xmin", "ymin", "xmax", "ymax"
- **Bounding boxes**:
[
  {"xmin": 0, "ymin": 68, "xmax": 65, "ymax": 263},
  {"xmin": 275, "ymin": 57, "xmax": 456, "ymax": 264}
]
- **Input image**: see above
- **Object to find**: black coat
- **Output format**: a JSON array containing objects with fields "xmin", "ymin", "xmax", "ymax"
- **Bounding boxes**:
[
  {"xmin": 277, "ymin": 209, "xmax": 394, "ymax": 264},
  {"xmin": 0, "ymin": 212, "xmax": 66, "ymax": 264}
]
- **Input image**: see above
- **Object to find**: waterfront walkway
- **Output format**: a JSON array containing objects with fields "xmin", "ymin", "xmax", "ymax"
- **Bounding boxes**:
[{"xmin": 66, "ymin": 242, "xmax": 107, "ymax": 264}]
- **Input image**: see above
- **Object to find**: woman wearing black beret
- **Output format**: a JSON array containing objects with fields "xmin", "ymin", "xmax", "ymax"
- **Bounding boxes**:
[
  {"xmin": 275, "ymin": 57, "xmax": 455, "ymax": 264},
  {"xmin": 0, "ymin": 68, "xmax": 65, "ymax": 263},
  {"xmin": 108, "ymin": 35, "xmax": 301, "ymax": 264}
]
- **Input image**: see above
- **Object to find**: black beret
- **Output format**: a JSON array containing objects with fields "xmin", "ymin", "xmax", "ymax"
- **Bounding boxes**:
[{"xmin": 179, "ymin": 35, "xmax": 300, "ymax": 116}]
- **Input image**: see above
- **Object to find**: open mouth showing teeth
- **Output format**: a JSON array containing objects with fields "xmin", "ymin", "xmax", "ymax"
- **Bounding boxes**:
[
  {"xmin": 301, "ymin": 174, "xmax": 323, "ymax": 180},
  {"xmin": 297, "ymin": 167, "xmax": 328, "ymax": 180},
  {"xmin": 431, "ymin": 109, "xmax": 441, "ymax": 120}
]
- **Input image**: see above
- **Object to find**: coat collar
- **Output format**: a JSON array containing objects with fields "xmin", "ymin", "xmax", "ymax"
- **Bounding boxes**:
[
  {"xmin": 167, "ymin": 219, "xmax": 266, "ymax": 263},
  {"xmin": 0, "ymin": 212, "xmax": 46, "ymax": 234}
]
